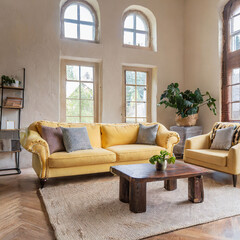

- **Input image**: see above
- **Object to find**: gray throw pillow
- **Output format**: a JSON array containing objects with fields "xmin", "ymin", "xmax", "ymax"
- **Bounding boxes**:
[
  {"xmin": 61, "ymin": 127, "xmax": 93, "ymax": 153},
  {"xmin": 210, "ymin": 127, "xmax": 235, "ymax": 150},
  {"xmin": 136, "ymin": 124, "xmax": 159, "ymax": 145}
]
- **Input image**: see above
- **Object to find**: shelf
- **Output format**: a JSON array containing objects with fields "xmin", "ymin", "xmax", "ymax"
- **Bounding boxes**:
[
  {"xmin": 0, "ymin": 68, "xmax": 25, "ymax": 176},
  {"xmin": 0, "ymin": 150, "xmax": 21, "ymax": 153},
  {"xmin": 0, "ymin": 129, "xmax": 20, "ymax": 131},
  {"xmin": 0, "ymin": 168, "xmax": 21, "ymax": 176},
  {"xmin": 0, "ymin": 86, "xmax": 24, "ymax": 90},
  {"xmin": 0, "ymin": 106, "xmax": 22, "ymax": 109}
]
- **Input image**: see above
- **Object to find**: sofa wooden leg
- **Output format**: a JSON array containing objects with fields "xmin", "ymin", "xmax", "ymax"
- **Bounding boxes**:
[
  {"xmin": 40, "ymin": 178, "xmax": 47, "ymax": 189},
  {"xmin": 233, "ymin": 175, "xmax": 237, "ymax": 188}
]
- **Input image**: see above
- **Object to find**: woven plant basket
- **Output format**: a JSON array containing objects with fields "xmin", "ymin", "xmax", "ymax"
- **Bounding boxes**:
[{"xmin": 175, "ymin": 113, "xmax": 198, "ymax": 127}]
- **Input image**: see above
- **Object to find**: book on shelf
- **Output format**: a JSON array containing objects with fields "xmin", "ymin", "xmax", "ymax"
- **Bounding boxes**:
[{"xmin": 4, "ymin": 97, "xmax": 23, "ymax": 108}]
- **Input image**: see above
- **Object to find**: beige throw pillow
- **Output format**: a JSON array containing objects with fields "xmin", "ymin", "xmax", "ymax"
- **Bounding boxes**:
[{"xmin": 210, "ymin": 127, "xmax": 235, "ymax": 150}]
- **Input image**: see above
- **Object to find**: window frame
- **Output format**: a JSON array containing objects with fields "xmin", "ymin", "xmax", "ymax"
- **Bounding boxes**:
[
  {"xmin": 60, "ymin": 0, "xmax": 99, "ymax": 42},
  {"xmin": 60, "ymin": 59, "xmax": 100, "ymax": 123},
  {"xmin": 222, "ymin": 0, "xmax": 240, "ymax": 122},
  {"xmin": 122, "ymin": 10, "xmax": 151, "ymax": 50},
  {"xmin": 122, "ymin": 66, "xmax": 152, "ymax": 123}
]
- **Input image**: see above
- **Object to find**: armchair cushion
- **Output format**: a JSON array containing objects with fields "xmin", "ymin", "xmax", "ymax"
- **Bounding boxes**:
[
  {"xmin": 210, "ymin": 122, "xmax": 240, "ymax": 146},
  {"xmin": 210, "ymin": 127, "xmax": 235, "ymax": 150},
  {"xmin": 185, "ymin": 149, "xmax": 228, "ymax": 167}
]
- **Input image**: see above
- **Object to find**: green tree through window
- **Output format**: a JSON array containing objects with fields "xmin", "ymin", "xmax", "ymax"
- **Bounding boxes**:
[{"xmin": 66, "ymin": 65, "xmax": 94, "ymax": 123}]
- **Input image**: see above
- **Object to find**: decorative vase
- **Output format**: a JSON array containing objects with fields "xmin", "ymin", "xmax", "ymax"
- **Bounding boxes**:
[
  {"xmin": 12, "ymin": 80, "xmax": 20, "ymax": 88},
  {"xmin": 156, "ymin": 160, "xmax": 167, "ymax": 171},
  {"xmin": 175, "ymin": 113, "xmax": 198, "ymax": 127}
]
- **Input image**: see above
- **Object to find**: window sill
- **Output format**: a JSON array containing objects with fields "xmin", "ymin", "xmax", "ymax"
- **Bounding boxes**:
[
  {"xmin": 122, "ymin": 44, "xmax": 153, "ymax": 51},
  {"xmin": 61, "ymin": 37, "xmax": 100, "ymax": 44}
]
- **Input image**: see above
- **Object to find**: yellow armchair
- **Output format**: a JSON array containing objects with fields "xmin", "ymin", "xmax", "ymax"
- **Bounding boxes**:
[{"xmin": 184, "ymin": 126, "xmax": 240, "ymax": 187}]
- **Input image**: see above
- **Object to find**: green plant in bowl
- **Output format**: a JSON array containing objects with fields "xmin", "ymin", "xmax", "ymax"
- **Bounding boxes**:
[{"xmin": 149, "ymin": 150, "xmax": 176, "ymax": 171}]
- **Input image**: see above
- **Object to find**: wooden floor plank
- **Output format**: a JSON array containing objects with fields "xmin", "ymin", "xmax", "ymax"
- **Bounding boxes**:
[{"xmin": 0, "ymin": 168, "xmax": 240, "ymax": 240}]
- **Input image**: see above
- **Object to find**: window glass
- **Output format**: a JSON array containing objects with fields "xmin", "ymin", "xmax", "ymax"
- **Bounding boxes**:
[
  {"xmin": 136, "ymin": 16, "xmax": 146, "ymax": 31},
  {"xmin": 230, "ymin": 69, "xmax": 240, "ymax": 121},
  {"xmin": 125, "ymin": 70, "xmax": 149, "ymax": 123},
  {"xmin": 63, "ymin": 2, "xmax": 96, "ymax": 41},
  {"xmin": 65, "ymin": 64, "xmax": 95, "ymax": 123},
  {"xmin": 232, "ymin": 15, "xmax": 240, "ymax": 33},
  {"xmin": 64, "ymin": 4, "xmax": 78, "ymax": 20},
  {"xmin": 80, "ymin": 5, "xmax": 93, "ymax": 22},
  {"xmin": 80, "ymin": 24, "xmax": 94, "ymax": 40},
  {"xmin": 124, "ymin": 15, "xmax": 134, "ymax": 29},
  {"xmin": 232, "ymin": 103, "xmax": 240, "ymax": 120},
  {"xmin": 136, "ymin": 33, "xmax": 147, "ymax": 47},
  {"xmin": 64, "ymin": 22, "xmax": 78, "ymax": 39},
  {"xmin": 123, "ymin": 12, "xmax": 149, "ymax": 47}
]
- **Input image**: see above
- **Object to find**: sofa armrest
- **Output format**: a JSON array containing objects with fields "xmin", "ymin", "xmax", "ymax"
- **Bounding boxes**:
[
  {"xmin": 228, "ymin": 143, "xmax": 240, "ymax": 175},
  {"xmin": 184, "ymin": 132, "xmax": 211, "ymax": 150},
  {"xmin": 156, "ymin": 130, "xmax": 180, "ymax": 154},
  {"xmin": 20, "ymin": 129, "xmax": 50, "ymax": 178},
  {"xmin": 183, "ymin": 132, "xmax": 211, "ymax": 161}
]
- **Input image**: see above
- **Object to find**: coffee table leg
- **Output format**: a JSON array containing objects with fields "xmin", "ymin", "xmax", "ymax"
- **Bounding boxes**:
[
  {"xmin": 188, "ymin": 176, "xmax": 204, "ymax": 203},
  {"xmin": 164, "ymin": 179, "xmax": 177, "ymax": 191},
  {"xmin": 129, "ymin": 181, "xmax": 146, "ymax": 213},
  {"xmin": 119, "ymin": 177, "xmax": 129, "ymax": 203}
]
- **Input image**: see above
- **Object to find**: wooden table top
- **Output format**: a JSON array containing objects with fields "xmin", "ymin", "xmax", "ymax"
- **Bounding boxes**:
[{"xmin": 111, "ymin": 161, "xmax": 210, "ymax": 182}]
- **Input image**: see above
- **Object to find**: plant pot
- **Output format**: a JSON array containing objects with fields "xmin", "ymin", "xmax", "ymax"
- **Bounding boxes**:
[
  {"xmin": 156, "ymin": 160, "xmax": 167, "ymax": 171},
  {"xmin": 12, "ymin": 80, "xmax": 20, "ymax": 88},
  {"xmin": 175, "ymin": 113, "xmax": 198, "ymax": 127}
]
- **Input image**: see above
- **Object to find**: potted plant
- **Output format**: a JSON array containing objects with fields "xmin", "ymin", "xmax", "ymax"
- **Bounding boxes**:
[
  {"xmin": 1, "ymin": 75, "xmax": 21, "ymax": 87},
  {"xmin": 158, "ymin": 83, "xmax": 216, "ymax": 127},
  {"xmin": 149, "ymin": 150, "xmax": 176, "ymax": 171}
]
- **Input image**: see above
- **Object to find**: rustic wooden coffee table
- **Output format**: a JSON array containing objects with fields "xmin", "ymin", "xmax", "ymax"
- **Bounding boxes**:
[{"xmin": 111, "ymin": 161, "xmax": 209, "ymax": 213}]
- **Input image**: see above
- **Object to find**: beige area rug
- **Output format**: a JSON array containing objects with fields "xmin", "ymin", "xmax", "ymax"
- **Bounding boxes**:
[{"xmin": 40, "ymin": 176, "xmax": 240, "ymax": 240}]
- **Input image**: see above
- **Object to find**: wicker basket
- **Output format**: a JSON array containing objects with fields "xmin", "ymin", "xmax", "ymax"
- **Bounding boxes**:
[{"xmin": 175, "ymin": 113, "xmax": 198, "ymax": 127}]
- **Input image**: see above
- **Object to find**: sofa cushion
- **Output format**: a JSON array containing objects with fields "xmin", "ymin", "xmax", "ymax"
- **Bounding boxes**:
[
  {"xmin": 48, "ymin": 148, "xmax": 116, "ymax": 168},
  {"xmin": 136, "ymin": 123, "xmax": 159, "ymax": 145},
  {"xmin": 185, "ymin": 149, "xmax": 228, "ymax": 167},
  {"xmin": 36, "ymin": 121, "xmax": 101, "ymax": 148},
  {"xmin": 61, "ymin": 127, "xmax": 92, "ymax": 153},
  {"xmin": 107, "ymin": 144, "xmax": 165, "ymax": 162},
  {"xmin": 101, "ymin": 124, "xmax": 139, "ymax": 148},
  {"xmin": 41, "ymin": 126, "xmax": 65, "ymax": 154}
]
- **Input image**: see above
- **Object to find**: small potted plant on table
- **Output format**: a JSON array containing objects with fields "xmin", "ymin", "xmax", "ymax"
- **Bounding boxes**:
[{"xmin": 149, "ymin": 150, "xmax": 176, "ymax": 171}]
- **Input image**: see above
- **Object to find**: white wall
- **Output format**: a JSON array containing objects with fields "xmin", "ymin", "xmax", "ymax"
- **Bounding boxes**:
[
  {"xmin": 0, "ymin": 0, "xmax": 184, "ymax": 168},
  {"xmin": 184, "ymin": 0, "xmax": 229, "ymax": 133}
]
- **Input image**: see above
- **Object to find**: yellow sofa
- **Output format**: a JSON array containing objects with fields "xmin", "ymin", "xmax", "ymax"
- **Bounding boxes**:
[
  {"xmin": 184, "ymin": 122, "xmax": 240, "ymax": 187},
  {"xmin": 20, "ymin": 121, "xmax": 180, "ymax": 187}
]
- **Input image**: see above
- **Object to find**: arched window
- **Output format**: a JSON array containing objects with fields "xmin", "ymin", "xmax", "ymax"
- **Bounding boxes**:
[
  {"xmin": 222, "ymin": 0, "xmax": 240, "ymax": 121},
  {"xmin": 123, "ymin": 11, "xmax": 150, "ymax": 48},
  {"xmin": 61, "ymin": 0, "xmax": 98, "ymax": 41}
]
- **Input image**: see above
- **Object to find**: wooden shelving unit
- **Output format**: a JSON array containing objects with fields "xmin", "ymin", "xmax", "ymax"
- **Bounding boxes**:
[{"xmin": 0, "ymin": 68, "xmax": 25, "ymax": 176}]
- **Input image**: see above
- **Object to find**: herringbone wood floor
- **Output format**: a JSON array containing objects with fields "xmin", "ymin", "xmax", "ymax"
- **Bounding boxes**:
[{"xmin": 1, "ymin": 168, "xmax": 240, "ymax": 240}]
